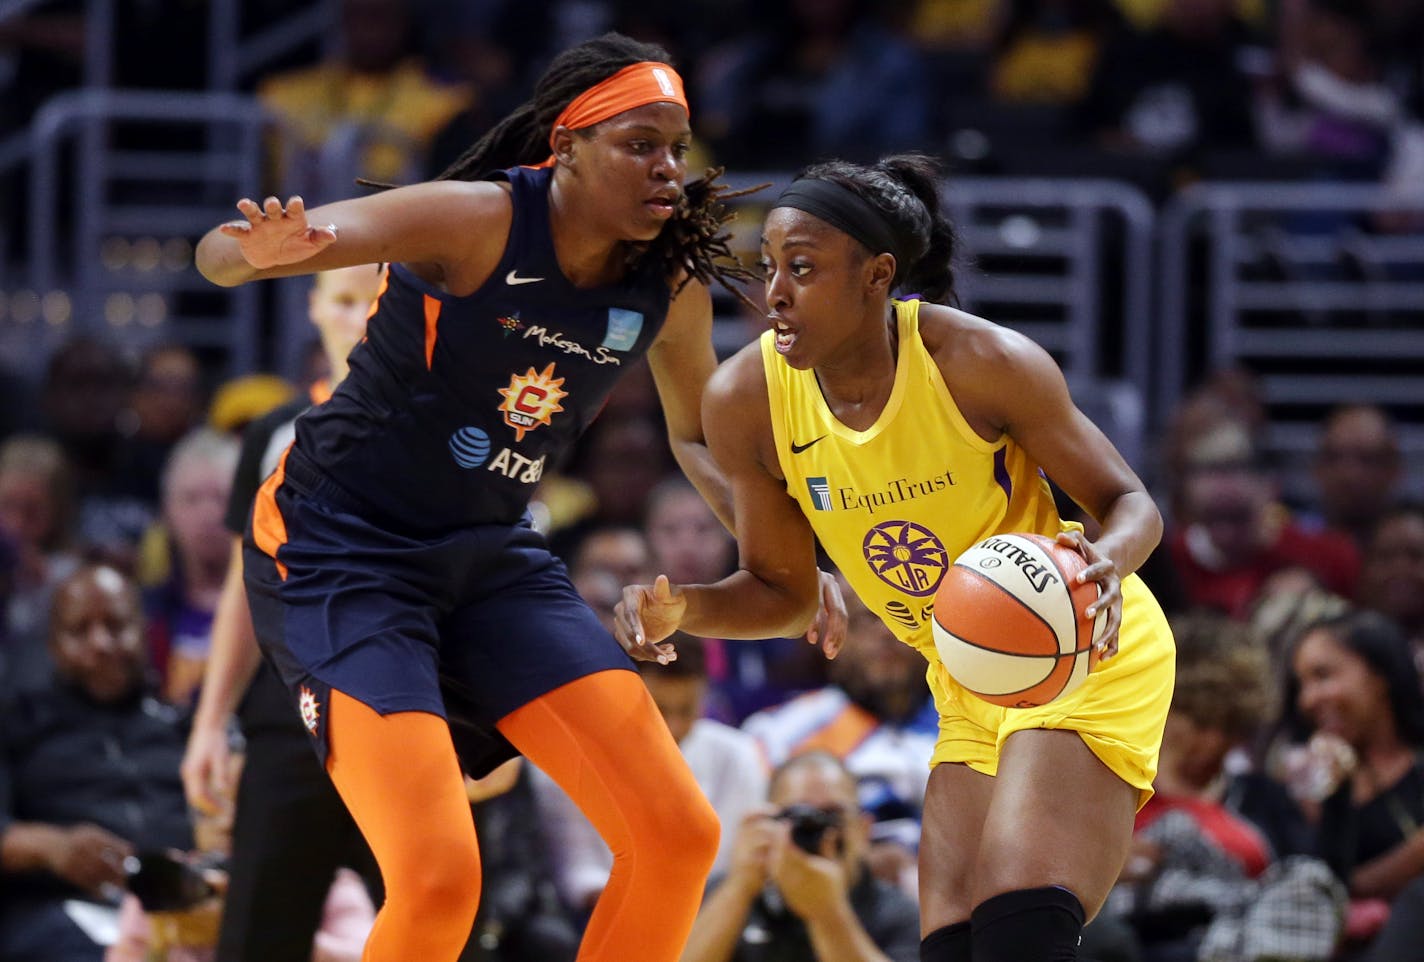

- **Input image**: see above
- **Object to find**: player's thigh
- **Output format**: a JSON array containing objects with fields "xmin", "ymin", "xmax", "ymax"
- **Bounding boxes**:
[
  {"xmin": 439, "ymin": 556, "xmax": 633, "ymax": 728},
  {"xmin": 975, "ymin": 728, "xmax": 1137, "ymax": 919},
  {"xmin": 919, "ymin": 761, "xmax": 996, "ymax": 936}
]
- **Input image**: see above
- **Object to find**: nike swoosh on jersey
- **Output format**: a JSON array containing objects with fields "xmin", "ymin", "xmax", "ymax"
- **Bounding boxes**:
[
  {"xmin": 505, "ymin": 270, "xmax": 545, "ymax": 285},
  {"xmin": 790, "ymin": 435, "xmax": 827, "ymax": 454}
]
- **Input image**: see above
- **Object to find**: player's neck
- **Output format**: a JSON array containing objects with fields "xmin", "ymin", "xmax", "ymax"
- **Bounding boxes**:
[
  {"xmin": 547, "ymin": 181, "xmax": 625, "ymax": 288},
  {"xmin": 814, "ymin": 304, "xmax": 898, "ymax": 429}
]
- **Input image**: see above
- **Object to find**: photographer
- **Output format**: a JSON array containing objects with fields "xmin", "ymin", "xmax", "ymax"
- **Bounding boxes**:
[{"xmin": 681, "ymin": 752, "xmax": 918, "ymax": 962}]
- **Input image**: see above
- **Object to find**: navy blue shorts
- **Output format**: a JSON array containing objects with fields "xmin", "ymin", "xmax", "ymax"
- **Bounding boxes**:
[{"xmin": 244, "ymin": 448, "xmax": 634, "ymax": 775}]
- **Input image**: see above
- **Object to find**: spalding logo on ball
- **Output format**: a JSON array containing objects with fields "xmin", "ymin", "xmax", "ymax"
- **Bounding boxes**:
[{"xmin": 931, "ymin": 532, "xmax": 1106, "ymax": 708}]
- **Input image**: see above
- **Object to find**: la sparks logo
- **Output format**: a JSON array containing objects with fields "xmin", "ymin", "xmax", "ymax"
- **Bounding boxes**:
[
  {"xmin": 497, "ymin": 362, "xmax": 568, "ymax": 441},
  {"xmin": 495, "ymin": 314, "xmax": 523, "ymax": 336},
  {"xmin": 298, "ymin": 686, "xmax": 321, "ymax": 735}
]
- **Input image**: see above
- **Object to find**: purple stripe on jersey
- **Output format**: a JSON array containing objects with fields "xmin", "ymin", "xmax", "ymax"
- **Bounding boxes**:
[{"xmin": 993, "ymin": 447, "xmax": 1012, "ymax": 502}]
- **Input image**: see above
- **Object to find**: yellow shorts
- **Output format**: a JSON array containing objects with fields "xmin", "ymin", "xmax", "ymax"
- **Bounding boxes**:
[{"xmin": 926, "ymin": 573, "xmax": 1175, "ymax": 809}]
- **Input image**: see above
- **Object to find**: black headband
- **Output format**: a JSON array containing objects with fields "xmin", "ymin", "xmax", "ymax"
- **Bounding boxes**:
[{"xmin": 775, "ymin": 178, "xmax": 912, "ymax": 268}]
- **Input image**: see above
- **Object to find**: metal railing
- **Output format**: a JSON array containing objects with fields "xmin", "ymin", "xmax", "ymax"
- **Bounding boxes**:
[
  {"xmin": 5, "ymin": 82, "xmax": 1424, "ymax": 492},
  {"xmin": 18, "ymin": 88, "xmax": 268, "ymax": 373},
  {"xmin": 715, "ymin": 172, "xmax": 1157, "ymax": 467},
  {"xmin": 1157, "ymin": 181, "xmax": 1424, "ymax": 500}
]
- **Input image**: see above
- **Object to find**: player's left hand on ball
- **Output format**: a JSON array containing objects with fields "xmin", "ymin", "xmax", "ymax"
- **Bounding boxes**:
[
  {"xmin": 615, "ymin": 575, "xmax": 685, "ymax": 665},
  {"xmin": 1056, "ymin": 529, "xmax": 1123, "ymax": 660},
  {"xmin": 807, "ymin": 569, "xmax": 847, "ymax": 659}
]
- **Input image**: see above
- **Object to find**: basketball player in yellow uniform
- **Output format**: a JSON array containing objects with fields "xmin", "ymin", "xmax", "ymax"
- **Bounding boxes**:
[{"xmin": 617, "ymin": 155, "xmax": 1174, "ymax": 962}]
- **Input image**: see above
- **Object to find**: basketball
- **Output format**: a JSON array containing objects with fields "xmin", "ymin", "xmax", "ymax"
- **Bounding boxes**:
[{"xmin": 931, "ymin": 532, "xmax": 1106, "ymax": 708}]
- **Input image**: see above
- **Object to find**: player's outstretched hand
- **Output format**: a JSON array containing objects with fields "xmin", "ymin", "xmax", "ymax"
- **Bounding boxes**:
[
  {"xmin": 219, "ymin": 195, "xmax": 337, "ymax": 269},
  {"xmin": 615, "ymin": 575, "xmax": 685, "ymax": 665},
  {"xmin": 806, "ymin": 569, "xmax": 847, "ymax": 659}
]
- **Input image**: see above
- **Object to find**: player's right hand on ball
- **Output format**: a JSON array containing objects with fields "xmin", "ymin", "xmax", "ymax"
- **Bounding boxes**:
[
  {"xmin": 220, "ymin": 195, "xmax": 337, "ymax": 269},
  {"xmin": 615, "ymin": 575, "xmax": 684, "ymax": 665}
]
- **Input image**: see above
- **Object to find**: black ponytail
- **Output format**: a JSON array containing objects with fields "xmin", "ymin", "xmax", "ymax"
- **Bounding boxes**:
[
  {"xmin": 795, "ymin": 153, "xmax": 959, "ymax": 305},
  {"xmin": 435, "ymin": 33, "xmax": 669, "ymax": 178}
]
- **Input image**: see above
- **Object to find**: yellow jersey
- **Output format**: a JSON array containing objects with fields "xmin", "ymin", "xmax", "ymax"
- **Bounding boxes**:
[
  {"xmin": 761, "ymin": 297, "xmax": 1064, "ymax": 662},
  {"xmin": 760, "ymin": 298, "xmax": 1174, "ymax": 799}
]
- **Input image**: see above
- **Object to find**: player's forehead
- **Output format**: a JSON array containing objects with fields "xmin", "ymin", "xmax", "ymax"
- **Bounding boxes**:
[
  {"xmin": 589, "ymin": 101, "xmax": 690, "ymax": 139},
  {"xmin": 762, "ymin": 207, "xmax": 845, "ymax": 251}
]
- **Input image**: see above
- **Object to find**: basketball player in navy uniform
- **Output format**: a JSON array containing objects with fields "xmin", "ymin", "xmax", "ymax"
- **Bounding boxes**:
[{"xmin": 194, "ymin": 33, "xmax": 842, "ymax": 962}]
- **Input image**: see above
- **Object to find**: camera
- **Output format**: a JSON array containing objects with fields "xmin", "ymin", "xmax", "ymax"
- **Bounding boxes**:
[
  {"xmin": 775, "ymin": 803, "xmax": 844, "ymax": 855},
  {"xmin": 124, "ymin": 851, "xmax": 217, "ymax": 912}
]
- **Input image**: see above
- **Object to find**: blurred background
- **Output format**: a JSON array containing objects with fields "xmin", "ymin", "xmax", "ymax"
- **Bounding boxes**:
[
  {"xmin": 0, "ymin": 0, "xmax": 1421, "ymax": 510},
  {"xmin": 3, "ymin": 4, "xmax": 1424, "ymax": 961}
]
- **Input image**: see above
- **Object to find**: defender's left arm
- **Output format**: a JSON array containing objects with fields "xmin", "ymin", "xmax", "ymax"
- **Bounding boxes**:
[{"xmin": 647, "ymin": 280, "xmax": 734, "ymax": 530}]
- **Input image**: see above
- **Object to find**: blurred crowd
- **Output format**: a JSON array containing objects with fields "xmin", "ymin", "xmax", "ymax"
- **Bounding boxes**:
[
  {"xmin": 3, "ymin": 0, "xmax": 1424, "ymax": 202},
  {"xmin": 2, "ymin": 0, "xmax": 1424, "ymax": 960},
  {"xmin": 0, "ymin": 267, "xmax": 1420, "ymax": 961}
]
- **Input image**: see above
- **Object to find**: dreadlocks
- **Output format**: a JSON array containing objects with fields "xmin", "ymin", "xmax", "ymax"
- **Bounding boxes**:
[{"xmin": 433, "ymin": 32, "xmax": 760, "ymax": 306}]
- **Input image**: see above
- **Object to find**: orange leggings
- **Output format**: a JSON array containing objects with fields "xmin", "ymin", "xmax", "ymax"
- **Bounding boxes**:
[{"xmin": 325, "ymin": 669, "xmax": 719, "ymax": 962}]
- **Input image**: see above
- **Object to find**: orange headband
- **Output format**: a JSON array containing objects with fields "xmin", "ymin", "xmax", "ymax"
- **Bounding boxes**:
[{"xmin": 536, "ymin": 61, "xmax": 688, "ymax": 167}]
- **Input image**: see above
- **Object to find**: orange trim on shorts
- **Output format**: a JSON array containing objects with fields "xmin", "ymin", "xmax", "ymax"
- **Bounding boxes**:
[
  {"xmin": 422, "ymin": 295, "xmax": 441, "ymax": 370},
  {"xmin": 798, "ymin": 703, "xmax": 879, "ymax": 758},
  {"xmin": 252, "ymin": 445, "xmax": 292, "ymax": 580},
  {"xmin": 308, "ymin": 378, "xmax": 333, "ymax": 405}
]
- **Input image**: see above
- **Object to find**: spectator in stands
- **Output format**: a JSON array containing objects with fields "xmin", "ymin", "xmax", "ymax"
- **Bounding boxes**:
[
  {"xmin": 568, "ymin": 525, "xmax": 655, "ymax": 633},
  {"xmin": 1115, "ymin": 612, "xmax": 1341, "ymax": 962},
  {"xmin": 695, "ymin": 0, "xmax": 931, "ymax": 167},
  {"xmin": 531, "ymin": 637, "xmax": 766, "ymax": 917},
  {"xmin": 741, "ymin": 572, "xmax": 936, "ymax": 894},
  {"xmin": 1281, "ymin": 610, "xmax": 1424, "ymax": 955},
  {"xmin": 990, "ymin": 0, "xmax": 1123, "ymax": 106},
  {"xmin": 40, "ymin": 337, "xmax": 152, "ymax": 564},
  {"xmin": 1167, "ymin": 420, "xmax": 1360, "ymax": 617},
  {"xmin": 1308, "ymin": 404, "xmax": 1405, "ymax": 549},
  {"xmin": 548, "ymin": 414, "xmax": 676, "ymax": 558},
  {"xmin": 257, "ymin": 0, "xmax": 473, "ymax": 187},
  {"xmin": 204, "ymin": 374, "xmax": 296, "ymax": 439},
  {"xmin": 0, "ymin": 434, "xmax": 81, "ymax": 694},
  {"xmin": 143, "ymin": 429, "xmax": 238, "ymax": 706},
  {"xmin": 1153, "ymin": 613, "xmax": 1308, "ymax": 860},
  {"xmin": 1355, "ymin": 502, "xmax": 1424, "ymax": 665},
  {"xmin": 680, "ymin": 750, "xmax": 920, "ymax": 962},
  {"xmin": 0, "ymin": 564, "xmax": 193, "ymax": 962},
  {"xmin": 1258, "ymin": 0, "xmax": 1403, "ymax": 170},
  {"xmin": 1079, "ymin": 0, "xmax": 1259, "ymax": 167},
  {"xmin": 1156, "ymin": 368, "xmax": 1267, "ymax": 523},
  {"xmin": 117, "ymin": 344, "xmax": 206, "ymax": 507},
  {"xmin": 904, "ymin": 0, "xmax": 998, "ymax": 52}
]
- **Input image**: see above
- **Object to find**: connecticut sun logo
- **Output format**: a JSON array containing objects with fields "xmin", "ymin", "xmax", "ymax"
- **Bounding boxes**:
[
  {"xmin": 298, "ymin": 686, "xmax": 321, "ymax": 735},
  {"xmin": 497, "ymin": 362, "xmax": 568, "ymax": 441},
  {"xmin": 862, "ymin": 520, "xmax": 949, "ymax": 597}
]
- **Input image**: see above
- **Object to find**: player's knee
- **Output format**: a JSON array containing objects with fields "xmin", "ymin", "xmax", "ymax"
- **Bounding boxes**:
[
  {"xmin": 970, "ymin": 885, "xmax": 1085, "ymax": 962},
  {"xmin": 679, "ymin": 792, "xmax": 721, "ymax": 872},
  {"xmin": 398, "ymin": 831, "xmax": 482, "ymax": 915},
  {"xmin": 639, "ymin": 788, "xmax": 718, "ymax": 879}
]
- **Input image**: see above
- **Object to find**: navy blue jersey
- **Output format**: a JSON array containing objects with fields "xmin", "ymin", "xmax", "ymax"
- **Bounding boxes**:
[{"xmin": 293, "ymin": 166, "xmax": 672, "ymax": 533}]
